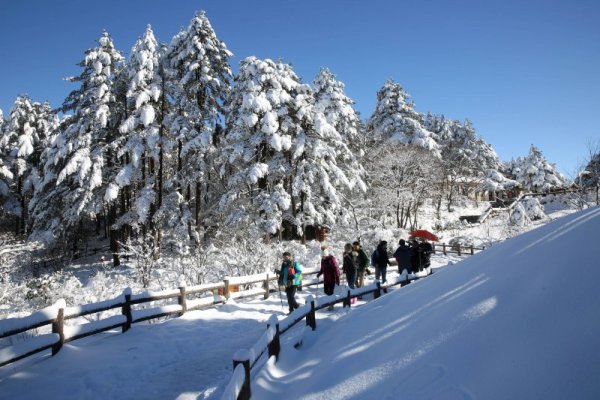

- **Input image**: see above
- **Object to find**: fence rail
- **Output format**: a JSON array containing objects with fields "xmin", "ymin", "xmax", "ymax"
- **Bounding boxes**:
[{"xmin": 0, "ymin": 242, "xmax": 480, "ymax": 369}]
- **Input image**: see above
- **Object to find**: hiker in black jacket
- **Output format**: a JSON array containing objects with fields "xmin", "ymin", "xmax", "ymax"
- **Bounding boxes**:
[
  {"xmin": 417, "ymin": 239, "xmax": 433, "ymax": 271},
  {"xmin": 393, "ymin": 239, "xmax": 413, "ymax": 275},
  {"xmin": 373, "ymin": 240, "xmax": 390, "ymax": 284},
  {"xmin": 409, "ymin": 239, "xmax": 420, "ymax": 273}
]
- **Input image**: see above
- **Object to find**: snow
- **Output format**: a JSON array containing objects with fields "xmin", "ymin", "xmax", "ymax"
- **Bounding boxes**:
[
  {"xmin": 64, "ymin": 315, "xmax": 127, "ymax": 341},
  {"xmin": 140, "ymin": 104, "xmax": 155, "ymax": 127},
  {"xmin": 0, "ymin": 299, "xmax": 65, "ymax": 337},
  {"xmin": 1, "ymin": 207, "xmax": 600, "ymax": 399},
  {"xmin": 63, "ymin": 295, "xmax": 125, "ymax": 319},
  {"xmin": 253, "ymin": 206, "xmax": 600, "ymax": 399},
  {"xmin": 0, "ymin": 333, "xmax": 59, "ymax": 366}
]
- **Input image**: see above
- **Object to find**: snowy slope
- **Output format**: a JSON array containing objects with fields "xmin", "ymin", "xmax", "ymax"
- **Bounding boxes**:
[{"xmin": 253, "ymin": 206, "xmax": 600, "ymax": 399}]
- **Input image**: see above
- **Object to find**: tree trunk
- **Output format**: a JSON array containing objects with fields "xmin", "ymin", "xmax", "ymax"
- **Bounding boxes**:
[
  {"xmin": 15, "ymin": 176, "xmax": 23, "ymax": 235},
  {"xmin": 195, "ymin": 180, "xmax": 201, "ymax": 235},
  {"xmin": 109, "ymin": 205, "xmax": 120, "ymax": 266},
  {"xmin": 300, "ymin": 191, "xmax": 306, "ymax": 245}
]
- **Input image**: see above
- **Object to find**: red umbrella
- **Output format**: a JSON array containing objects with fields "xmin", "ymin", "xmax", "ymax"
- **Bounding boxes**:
[{"xmin": 409, "ymin": 229, "xmax": 439, "ymax": 241}]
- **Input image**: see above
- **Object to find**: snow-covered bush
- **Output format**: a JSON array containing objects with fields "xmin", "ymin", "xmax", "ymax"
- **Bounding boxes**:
[
  {"xmin": 509, "ymin": 198, "xmax": 546, "ymax": 226},
  {"xmin": 507, "ymin": 145, "xmax": 568, "ymax": 192},
  {"xmin": 25, "ymin": 271, "xmax": 82, "ymax": 310}
]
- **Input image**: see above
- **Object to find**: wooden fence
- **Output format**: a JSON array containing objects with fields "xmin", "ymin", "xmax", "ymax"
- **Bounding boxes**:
[
  {"xmin": 220, "ymin": 271, "xmax": 426, "ymax": 400},
  {"xmin": 0, "ymin": 242, "xmax": 481, "ymax": 369},
  {"xmin": 0, "ymin": 268, "xmax": 329, "ymax": 368},
  {"xmin": 432, "ymin": 243, "xmax": 485, "ymax": 256}
]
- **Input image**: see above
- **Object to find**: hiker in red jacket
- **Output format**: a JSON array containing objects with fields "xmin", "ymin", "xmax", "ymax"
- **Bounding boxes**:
[{"xmin": 317, "ymin": 248, "xmax": 341, "ymax": 310}]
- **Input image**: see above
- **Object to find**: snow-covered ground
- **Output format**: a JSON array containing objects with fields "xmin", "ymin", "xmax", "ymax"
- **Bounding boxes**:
[
  {"xmin": 253, "ymin": 205, "xmax": 600, "ymax": 399},
  {"xmin": 1, "ymin": 205, "xmax": 598, "ymax": 399}
]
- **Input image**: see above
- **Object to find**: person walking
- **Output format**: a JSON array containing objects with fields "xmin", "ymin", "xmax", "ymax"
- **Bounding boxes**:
[
  {"xmin": 393, "ymin": 239, "xmax": 413, "ymax": 275},
  {"xmin": 373, "ymin": 240, "xmax": 390, "ymax": 284},
  {"xmin": 409, "ymin": 238, "xmax": 420, "ymax": 273},
  {"xmin": 353, "ymin": 241, "xmax": 369, "ymax": 288},
  {"xmin": 342, "ymin": 243, "xmax": 358, "ymax": 290},
  {"xmin": 276, "ymin": 251, "xmax": 302, "ymax": 314},
  {"xmin": 317, "ymin": 248, "xmax": 340, "ymax": 310},
  {"xmin": 417, "ymin": 238, "xmax": 433, "ymax": 271}
]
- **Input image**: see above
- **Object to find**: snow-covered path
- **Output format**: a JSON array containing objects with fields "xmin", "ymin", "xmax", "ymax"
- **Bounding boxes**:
[
  {"xmin": 0, "ymin": 298, "xmax": 283, "ymax": 399},
  {"xmin": 0, "ymin": 251, "xmax": 463, "ymax": 400}
]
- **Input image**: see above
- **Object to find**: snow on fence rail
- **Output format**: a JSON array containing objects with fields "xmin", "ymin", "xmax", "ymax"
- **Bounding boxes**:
[{"xmin": 0, "ymin": 268, "xmax": 327, "ymax": 369}]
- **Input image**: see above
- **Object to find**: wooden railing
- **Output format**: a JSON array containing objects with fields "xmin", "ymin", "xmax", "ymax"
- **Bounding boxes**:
[
  {"xmin": 432, "ymin": 243, "xmax": 485, "ymax": 256},
  {"xmin": 0, "ymin": 269, "xmax": 322, "ymax": 368},
  {"xmin": 220, "ymin": 271, "xmax": 427, "ymax": 400}
]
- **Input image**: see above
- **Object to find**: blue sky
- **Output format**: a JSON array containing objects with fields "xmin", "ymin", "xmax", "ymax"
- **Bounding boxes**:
[{"xmin": 1, "ymin": 0, "xmax": 598, "ymax": 177}]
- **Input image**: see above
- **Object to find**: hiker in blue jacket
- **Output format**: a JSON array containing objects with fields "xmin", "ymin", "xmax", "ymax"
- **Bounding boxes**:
[{"xmin": 276, "ymin": 251, "xmax": 302, "ymax": 313}]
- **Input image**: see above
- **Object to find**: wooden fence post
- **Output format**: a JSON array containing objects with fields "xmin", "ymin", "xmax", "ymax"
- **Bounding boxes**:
[
  {"xmin": 268, "ymin": 323, "xmax": 281, "ymax": 360},
  {"xmin": 443, "ymin": 243, "xmax": 447, "ymax": 256},
  {"xmin": 122, "ymin": 292, "xmax": 132, "ymax": 333},
  {"xmin": 51, "ymin": 308, "xmax": 65, "ymax": 356},
  {"xmin": 232, "ymin": 358, "xmax": 251, "ymax": 400},
  {"xmin": 374, "ymin": 281, "xmax": 382, "ymax": 299},
  {"xmin": 470, "ymin": 245, "xmax": 474, "ymax": 255},
  {"xmin": 432, "ymin": 243, "xmax": 436, "ymax": 254},
  {"xmin": 178, "ymin": 286, "xmax": 187, "ymax": 316},
  {"xmin": 306, "ymin": 300, "xmax": 316, "ymax": 330},
  {"xmin": 458, "ymin": 245, "xmax": 462, "ymax": 256},
  {"xmin": 224, "ymin": 278, "xmax": 230, "ymax": 300},
  {"xmin": 343, "ymin": 290, "xmax": 351, "ymax": 308},
  {"xmin": 263, "ymin": 274, "xmax": 270, "ymax": 300}
]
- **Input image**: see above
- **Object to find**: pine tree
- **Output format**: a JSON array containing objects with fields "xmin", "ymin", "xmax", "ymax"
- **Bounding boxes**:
[
  {"xmin": 107, "ymin": 25, "xmax": 163, "ymax": 234},
  {"xmin": 30, "ymin": 32, "xmax": 124, "ymax": 247},
  {"xmin": 0, "ymin": 108, "xmax": 15, "ymax": 213},
  {"xmin": 367, "ymin": 80, "xmax": 440, "ymax": 156},
  {"xmin": 1, "ymin": 96, "xmax": 55, "ymax": 234},
  {"xmin": 162, "ymin": 11, "xmax": 233, "ymax": 247},
  {"xmin": 508, "ymin": 145, "xmax": 568, "ymax": 192},
  {"xmin": 219, "ymin": 57, "xmax": 302, "ymax": 237},
  {"xmin": 312, "ymin": 68, "xmax": 366, "ymax": 192}
]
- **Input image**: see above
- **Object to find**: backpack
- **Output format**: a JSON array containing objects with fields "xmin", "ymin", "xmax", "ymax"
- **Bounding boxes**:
[{"xmin": 357, "ymin": 249, "xmax": 369, "ymax": 269}]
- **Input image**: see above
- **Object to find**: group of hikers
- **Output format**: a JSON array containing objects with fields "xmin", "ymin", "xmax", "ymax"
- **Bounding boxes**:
[{"xmin": 276, "ymin": 238, "xmax": 434, "ymax": 313}]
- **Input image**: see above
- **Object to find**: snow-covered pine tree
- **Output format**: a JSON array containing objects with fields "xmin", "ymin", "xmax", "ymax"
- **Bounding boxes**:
[
  {"xmin": 30, "ymin": 32, "xmax": 124, "ymax": 247},
  {"xmin": 312, "ymin": 68, "xmax": 366, "ymax": 193},
  {"xmin": 0, "ymin": 96, "xmax": 55, "ymax": 234},
  {"xmin": 107, "ymin": 25, "xmax": 163, "ymax": 243},
  {"xmin": 508, "ymin": 145, "xmax": 568, "ymax": 193},
  {"xmin": 289, "ymin": 76, "xmax": 354, "ymax": 241},
  {"xmin": 0, "ymin": 108, "xmax": 15, "ymax": 215},
  {"xmin": 219, "ymin": 57, "xmax": 302, "ymax": 238},
  {"xmin": 162, "ymin": 11, "xmax": 233, "ymax": 247},
  {"xmin": 367, "ymin": 80, "xmax": 440, "ymax": 156}
]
